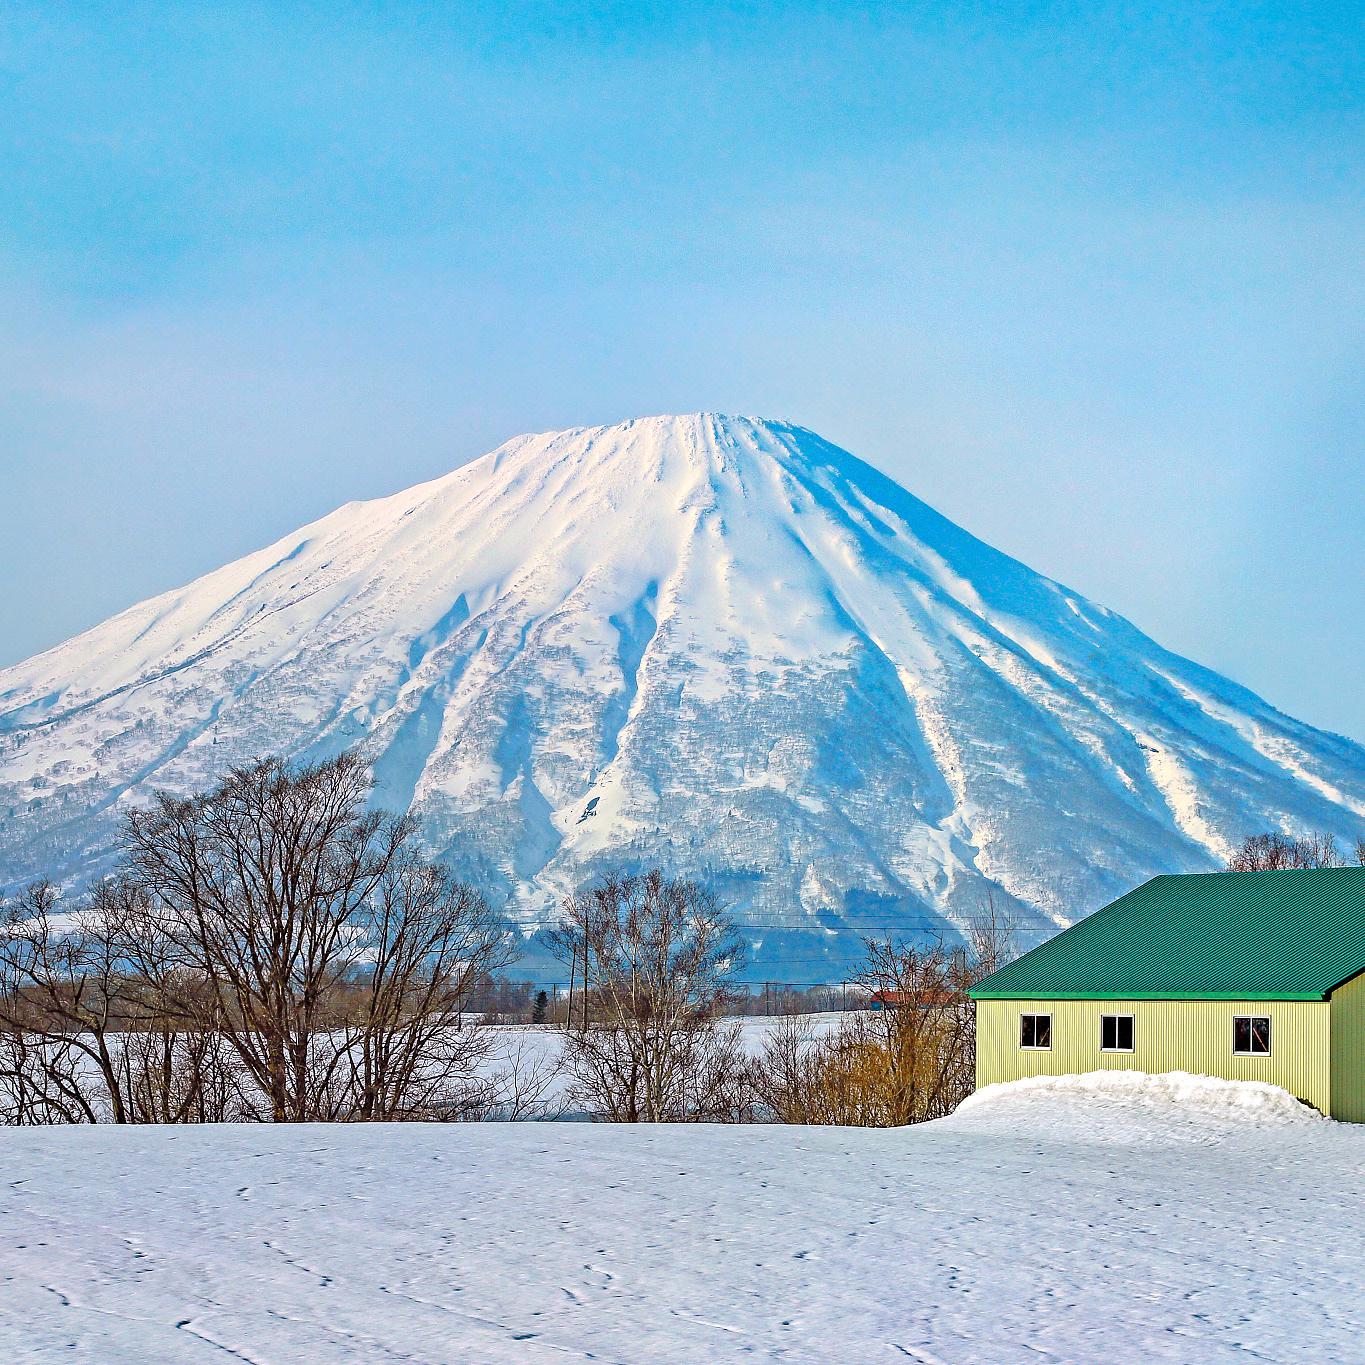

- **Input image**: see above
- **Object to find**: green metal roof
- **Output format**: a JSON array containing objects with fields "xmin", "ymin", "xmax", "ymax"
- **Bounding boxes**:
[{"xmin": 970, "ymin": 867, "xmax": 1365, "ymax": 1002}]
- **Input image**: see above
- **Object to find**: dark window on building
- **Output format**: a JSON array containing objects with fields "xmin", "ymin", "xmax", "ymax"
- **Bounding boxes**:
[
  {"xmin": 1100, "ymin": 1014, "xmax": 1134, "ymax": 1052},
  {"xmin": 1020, "ymin": 1013, "xmax": 1051, "ymax": 1049},
  {"xmin": 1233, "ymin": 1015, "xmax": 1271, "ymax": 1056}
]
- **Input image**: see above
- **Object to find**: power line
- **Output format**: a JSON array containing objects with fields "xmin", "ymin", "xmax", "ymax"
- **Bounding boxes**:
[{"xmin": 504, "ymin": 918, "xmax": 1059, "ymax": 933}]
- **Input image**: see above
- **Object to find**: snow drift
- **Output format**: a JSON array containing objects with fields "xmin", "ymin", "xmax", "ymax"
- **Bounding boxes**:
[
  {"xmin": 3, "ymin": 413, "xmax": 1364, "ymax": 973},
  {"xmin": 953, "ymin": 1069, "xmax": 1322, "ymax": 1144}
]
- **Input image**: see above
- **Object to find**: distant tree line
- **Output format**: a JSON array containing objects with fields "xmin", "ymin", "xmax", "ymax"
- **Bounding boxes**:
[
  {"xmin": 1226, "ymin": 830, "xmax": 1365, "ymax": 872},
  {"xmin": 544, "ymin": 871, "xmax": 1015, "ymax": 1125}
]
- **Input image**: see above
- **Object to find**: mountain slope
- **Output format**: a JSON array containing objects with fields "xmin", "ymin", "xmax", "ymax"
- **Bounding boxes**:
[{"xmin": 2, "ymin": 414, "xmax": 1363, "ymax": 973}]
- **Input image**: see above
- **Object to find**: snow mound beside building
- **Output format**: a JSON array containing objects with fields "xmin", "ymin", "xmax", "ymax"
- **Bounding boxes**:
[{"xmin": 950, "ymin": 1069, "xmax": 1323, "ymax": 1145}]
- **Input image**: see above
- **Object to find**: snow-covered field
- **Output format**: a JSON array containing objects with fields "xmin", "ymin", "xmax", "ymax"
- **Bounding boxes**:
[{"xmin": 3, "ymin": 1074, "xmax": 1360, "ymax": 1363}]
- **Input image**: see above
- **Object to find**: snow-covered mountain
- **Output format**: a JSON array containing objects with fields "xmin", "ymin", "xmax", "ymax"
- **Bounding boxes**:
[{"xmin": 3, "ymin": 414, "xmax": 1363, "ymax": 974}]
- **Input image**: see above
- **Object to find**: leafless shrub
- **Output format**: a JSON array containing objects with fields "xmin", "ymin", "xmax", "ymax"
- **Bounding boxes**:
[
  {"xmin": 469, "ymin": 1035, "xmax": 569, "ymax": 1121},
  {"xmin": 750, "ymin": 904, "xmax": 1017, "ymax": 1127},
  {"xmin": 750, "ymin": 1014, "xmax": 912, "ymax": 1126}
]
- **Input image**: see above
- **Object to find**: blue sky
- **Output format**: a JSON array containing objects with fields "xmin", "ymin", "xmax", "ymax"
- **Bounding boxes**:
[{"xmin": 2, "ymin": 2, "xmax": 1363, "ymax": 738}]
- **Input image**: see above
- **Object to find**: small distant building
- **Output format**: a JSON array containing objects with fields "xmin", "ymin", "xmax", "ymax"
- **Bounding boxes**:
[{"xmin": 968, "ymin": 868, "xmax": 1365, "ymax": 1121}]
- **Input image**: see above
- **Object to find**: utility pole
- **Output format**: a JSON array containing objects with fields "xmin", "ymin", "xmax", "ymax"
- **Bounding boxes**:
[
  {"xmin": 567, "ymin": 943, "xmax": 577, "ymax": 1031},
  {"xmin": 580, "ymin": 935, "xmax": 590, "ymax": 1030}
]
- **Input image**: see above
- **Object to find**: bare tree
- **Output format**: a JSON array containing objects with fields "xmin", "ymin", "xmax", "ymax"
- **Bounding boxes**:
[
  {"xmin": 121, "ymin": 751, "xmax": 508, "ymax": 1122},
  {"xmin": 469, "ymin": 1034, "xmax": 569, "ymax": 1121},
  {"xmin": 549, "ymin": 870, "xmax": 747, "ymax": 1122},
  {"xmin": 964, "ymin": 889, "xmax": 1019, "ymax": 979},
  {"xmin": 343, "ymin": 853, "xmax": 506, "ymax": 1121}
]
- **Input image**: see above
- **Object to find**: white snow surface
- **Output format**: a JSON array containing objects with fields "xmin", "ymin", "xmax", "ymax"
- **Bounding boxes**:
[
  {"xmin": 3, "ymin": 1076, "xmax": 1362, "ymax": 1363},
  {"xmin": 953, "ymin": 1068, "xmax": 1323, "ymax": 1142},
  {"xmin": 3, "ymin": 413, "xmax": 1364, "ymax": 971}
]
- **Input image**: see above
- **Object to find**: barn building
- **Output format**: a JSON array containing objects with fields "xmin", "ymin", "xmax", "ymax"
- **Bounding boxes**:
[{"xmin": 969, "ymin": 867, "xmax": 1365, "ymax": 1121}]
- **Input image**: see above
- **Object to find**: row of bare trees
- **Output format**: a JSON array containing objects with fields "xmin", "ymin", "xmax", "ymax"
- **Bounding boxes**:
[
  {"xmin": 1, "ymin": 753, "xmax": 510, "ymax": 1124},
  {"xmin": 21, "ymin": 751, "xmax": 1348, "ymax": 1129},
  {"xmin": 1, "ymin": 742, "xmax": 1012, "ymax": 1127},
  {"xmin": 546, "ymin": 871, "xmax": 1015, "ymax": 1125}
]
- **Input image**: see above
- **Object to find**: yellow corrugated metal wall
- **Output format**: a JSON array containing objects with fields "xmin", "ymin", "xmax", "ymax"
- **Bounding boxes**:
[
  {"xmin": 1329, "ymin": 974, "xmax": 1365, "ymax": 1122},
  {"xmin": 976, "ymin": 998, "xmax": 1333, "ymax": 1114}
]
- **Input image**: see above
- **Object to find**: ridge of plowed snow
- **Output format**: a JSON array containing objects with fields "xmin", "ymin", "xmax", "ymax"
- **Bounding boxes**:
[{"xmin": 3, "ymin": 414, "xmax": 1364, "ymax": 972}]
